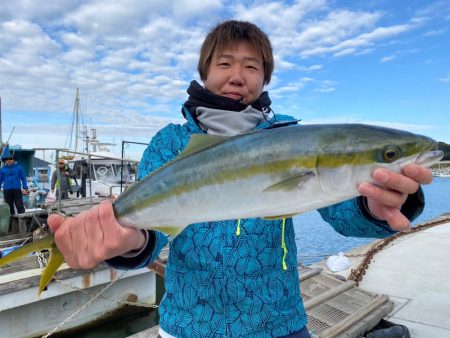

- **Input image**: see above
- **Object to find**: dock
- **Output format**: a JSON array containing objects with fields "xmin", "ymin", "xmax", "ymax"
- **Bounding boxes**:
[{"xmin": 311, "ymin": 214, "xmax": 450, "ymax": 337}]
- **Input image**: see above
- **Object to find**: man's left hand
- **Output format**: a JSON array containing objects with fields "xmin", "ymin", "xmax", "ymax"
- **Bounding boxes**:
[{"xmin": 358, "ymin": 164, "xmax": 433, "ymax": 231}]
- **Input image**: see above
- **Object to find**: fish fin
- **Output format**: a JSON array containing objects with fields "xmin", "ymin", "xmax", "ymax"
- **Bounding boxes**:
[
  {"xmin": 180, "ymin": 134, "xmax": 230, "ymax": 158},
  {"xmin": 263, "ymin": 213, "xmax": 298, "ymax": 220},
  {"xmin": 38, "ymin": 246, "xmax": 65, "ymax": 296},
  {"xmin": 263, "ymin": 171, "xmax": 315, "ymax": 192},
  {"xmin": 0, "ymin": 235, "xmax": 55, "ymax": 267},
  {"xmin": 150, "ymin": 225, "xmax": 185, "ymax": 238}
]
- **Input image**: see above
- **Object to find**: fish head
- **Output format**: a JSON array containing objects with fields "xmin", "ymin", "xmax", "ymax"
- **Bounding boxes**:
[{"xmin": 315, "ymin": 124, "xmax": 443, "ymax": 199}]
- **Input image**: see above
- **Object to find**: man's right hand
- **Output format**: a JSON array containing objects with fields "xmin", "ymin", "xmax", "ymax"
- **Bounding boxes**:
[{"xmin": 47, "ymin": 201, "xmax": 145, "ymax": 269}]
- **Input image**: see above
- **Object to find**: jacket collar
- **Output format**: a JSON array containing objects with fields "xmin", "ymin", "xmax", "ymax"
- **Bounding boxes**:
[{"xmin": 181, "ymin": 104, "xmax": 298, "ymax": 134}]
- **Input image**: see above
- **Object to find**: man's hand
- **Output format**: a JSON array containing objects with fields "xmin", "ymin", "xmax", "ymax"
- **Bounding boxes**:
[
  {"xmin": 358, "ymin": 164, "xmax": 433, "ymax": 231},
  {"xmin": 48, "ymin": 201, "xmax": 145, "ymax": 269}
]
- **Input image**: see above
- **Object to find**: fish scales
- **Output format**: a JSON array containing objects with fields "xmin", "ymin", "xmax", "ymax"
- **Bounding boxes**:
[{"xmin": 0, "ymin": 123, "xmax": 443, "ymax": 294}]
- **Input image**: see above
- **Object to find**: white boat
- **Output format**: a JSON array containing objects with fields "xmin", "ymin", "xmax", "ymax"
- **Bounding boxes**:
[
  {"xmin": 431, "ymin": 161, "xmax": 450, "ymax": 177},
  {"xmin": 311, "ymin": 214, "xmax": 450, "ymax": 337},
  {"xmin": 0, "ymin": 198, "xmax": 158, "ymax": 338},
  {"xmin": 67, "ymin": 149, "xmax": 137, "ymax": 198},
  {"xmin": 0, "ymin": 89, "xmax": 155, "ymax": 337},
  {"xmin": 0, "ymin": 254, "xmax": 156, "ymax": 338}
]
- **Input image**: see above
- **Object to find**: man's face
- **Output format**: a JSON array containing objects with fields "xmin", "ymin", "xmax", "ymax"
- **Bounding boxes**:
[
  {"xmin": 5, "ymin": 159, "xmax": 13, "ymax": 165},
  {"xmin": 203, "ymin": 41, "xmax": 265, "ymax": 105}
]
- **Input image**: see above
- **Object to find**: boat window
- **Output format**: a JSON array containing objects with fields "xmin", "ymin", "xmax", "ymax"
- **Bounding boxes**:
[
  {"xmin": 92, "ymin": 164, "xmax": 116, "ymax": 182},
  {"xmin": 113, "ymin": 164, "xmax": 131, "ymax": 181}
]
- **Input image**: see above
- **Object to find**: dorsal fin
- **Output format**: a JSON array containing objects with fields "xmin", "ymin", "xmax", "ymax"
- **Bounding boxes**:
[{"xmin": 179, "ymin": 134, "xmax": 230, "ymax": 158}]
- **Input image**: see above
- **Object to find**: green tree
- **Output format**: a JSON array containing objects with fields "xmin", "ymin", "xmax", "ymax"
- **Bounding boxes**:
[{"xmin": 438, "ymin": 142, "xmax": 450, "ymax": 160}]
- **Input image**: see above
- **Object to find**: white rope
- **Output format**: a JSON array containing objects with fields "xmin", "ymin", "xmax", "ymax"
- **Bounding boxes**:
[
  {"xmin": 36, "ymin": 258, "xmax": 158, "ymax": 338},
  {"xmin": 53, "ymin": 276, "xmax": 158, "ymax": 309},
  {"xmin": 41, "ymin": 270, "xmax": 126, "ymax": 338}
]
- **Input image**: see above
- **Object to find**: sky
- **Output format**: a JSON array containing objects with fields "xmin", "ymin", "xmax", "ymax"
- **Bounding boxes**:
[{"xmin": 1, "ymin": 0, "xmax": 449, "ymax": 160}]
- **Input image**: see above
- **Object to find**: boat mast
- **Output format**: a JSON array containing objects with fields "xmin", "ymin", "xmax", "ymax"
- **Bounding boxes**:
[
  {"xmin": 65, "ymin": 88, "xmax": 83, "ymax": 156},
  {"xmin": 73, "ymin": 88, "xmax": 81, "ymax": 153}
]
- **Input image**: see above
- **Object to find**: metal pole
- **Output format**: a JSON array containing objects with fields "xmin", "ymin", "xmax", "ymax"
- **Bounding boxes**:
[
  {"xmin": 0, "ymin": 97, "xmax": 2, "ymax": 145},
  {"xmin": 55, "ymin": 150, "xmax": 62, "ymax": 213},
  {"xmin": 88, "ymin": 154, "xmax": 93, "ymax": 207},
  {"xmin": 121, "ymin": 140, "xmax": 124, "ymax": 193},
  {"xmin": 120, "ymin": 140, "xmax": 148, "ymax": 185}
]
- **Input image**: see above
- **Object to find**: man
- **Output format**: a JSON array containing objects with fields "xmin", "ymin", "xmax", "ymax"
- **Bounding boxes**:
[
  {"xmin": 49, "ymin": 21, "xmax": 433, "ymax": 337},
  {"xmin": 51, "ymin": 159, "xmax": 75, "ymax": 200},
  {"xmin": 0, "ymin": 152, "xmax": 28, "ymax": 215}
]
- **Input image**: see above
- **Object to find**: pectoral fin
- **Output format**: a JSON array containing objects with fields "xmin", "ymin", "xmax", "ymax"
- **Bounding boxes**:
[
  {"xmin": 263, "ymin": 171, "xmax": 315, "ymax": 193},
  {"xmin": 150, "ymin": 225, "xmax": 185, "ymax": 238}
]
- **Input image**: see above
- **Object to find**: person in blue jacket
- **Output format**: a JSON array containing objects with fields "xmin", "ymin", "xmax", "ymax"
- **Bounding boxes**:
[
  {"xmin": 0, "ymin": 152, "xmax": 28, "ymax": 215},
  {"xmin": 48, "ymin": 20, "xmax": 434, "ymax": 337}
]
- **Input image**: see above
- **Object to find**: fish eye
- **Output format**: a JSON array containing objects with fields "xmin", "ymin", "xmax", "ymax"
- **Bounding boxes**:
[{"xmin": 382, "ymin": 146, "xmax": 400, "ymax": 162}]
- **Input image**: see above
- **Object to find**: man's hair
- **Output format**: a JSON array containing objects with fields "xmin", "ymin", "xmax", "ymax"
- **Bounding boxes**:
[{"xmin": 198, "ymin": 20, "xmax": 274, "ymax": 85}]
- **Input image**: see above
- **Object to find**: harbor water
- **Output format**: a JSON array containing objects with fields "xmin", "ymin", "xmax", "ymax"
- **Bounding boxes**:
[
  {"xmin": 295, "ymin": 176, "xmax": 450, "ymax": 265},
  {"xmin": 57, "ymin": 177, "xmax": 450, "ymax": 337}
]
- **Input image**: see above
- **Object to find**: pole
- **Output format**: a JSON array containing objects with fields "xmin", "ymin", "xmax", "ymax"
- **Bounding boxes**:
[
  {"xmin": 0, "ymin": 97, "xmax": 2, "ymax": 145},
  {"xmin": 120, "ymin": 140, "xmax": 148, "ymax": 193},
  {"xmin": 121, "ymin": 141, "xmax": 124, "ymax": 193}
]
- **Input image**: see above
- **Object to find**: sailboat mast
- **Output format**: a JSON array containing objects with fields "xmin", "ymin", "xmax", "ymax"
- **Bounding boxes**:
[{"xmin": 74, "ymin": 88, "xmax": 81, "ymax": 153}]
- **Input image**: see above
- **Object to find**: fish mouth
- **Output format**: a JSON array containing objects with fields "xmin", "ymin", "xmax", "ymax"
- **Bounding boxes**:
[{"xmin": 416, "ymin": 149, "xmax": 444, "ymax": 167}]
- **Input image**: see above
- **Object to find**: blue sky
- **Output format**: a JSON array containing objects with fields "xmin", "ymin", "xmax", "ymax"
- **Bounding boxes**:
[{"xmin": 1, "ymin": 0, "xmax": 449, "ymax": 159}]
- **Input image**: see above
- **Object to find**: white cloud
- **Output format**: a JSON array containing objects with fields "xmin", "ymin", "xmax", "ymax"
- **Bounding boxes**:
[
  {"xmin": 423, "ymin": 28, "xmax": 447, "ymax": 37},
  {"xmin": 171, "ymin": 0, "xmax": 223, "ymax": 21},
  {"xmin": 0, "ymin": 1, "xmax": 448, "ymax": 156},
  {"xmin": 380, "ymin": 55, "xmax": 396, "ymax": 63},
  {"xmin": 299, "ymin": 65, "xmax": 323, "ymax": 72}
]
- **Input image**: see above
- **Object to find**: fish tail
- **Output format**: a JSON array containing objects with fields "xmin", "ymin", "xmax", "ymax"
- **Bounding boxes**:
[
  {"xmin": 0, "ymin": 235, "xmax": 65, "ymax": 295},
  {"xmin": 39, "ymin": 246, "xmax": 65, "ymax": 295}
]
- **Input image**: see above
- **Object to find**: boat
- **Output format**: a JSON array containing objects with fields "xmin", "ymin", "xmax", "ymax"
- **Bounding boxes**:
[
  {"xmin": 66, "ymin": 144, "xmax": 138, "ymax": 198},
  {"xmin": 0, "ymin": 90, "xmax": 155, "ymax": 338},
  {"xmin": 431, "ymin": 161, "xmax": 450, "ymax": 177},
  {"xmin": 0, "ymin": 195, "xmax": 160, "ymax": 338},
  {"xmin": 61, "ymin": 88, "xmax": 140, "ymax": 198},
  {"xmin": 0, "ymin": 148, "xmax": 150, "ymax": 337}
]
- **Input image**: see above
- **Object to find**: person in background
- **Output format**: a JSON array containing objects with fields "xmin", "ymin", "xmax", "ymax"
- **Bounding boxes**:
[
  {"xmin": 48, "ymin": 20, "xmax": 434, "ymax": 337},
  {"xmin": 0, "ymin": 152, "xmax": 28, "ymax": 215},
  {"xmin": 51, "ymin": 159, "xmax": 75, "ymax": 200}
]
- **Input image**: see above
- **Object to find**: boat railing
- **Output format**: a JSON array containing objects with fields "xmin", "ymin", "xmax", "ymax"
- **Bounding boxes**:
[{"xmin": 32, "ymin": 148, "xmax": 139, "ymax": 213}]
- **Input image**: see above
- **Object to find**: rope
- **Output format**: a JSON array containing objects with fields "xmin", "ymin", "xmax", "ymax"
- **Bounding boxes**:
[
  {"xmin": 35, "ymin": 253, "xmax": 158, "ymax": 337},
  {"xmin": 41, "ymin": 270, "xmax": 126, "ymax": 338},
  {"xmin": 348, "ymin": 215, "xmax": 450, "ymax": 285}
]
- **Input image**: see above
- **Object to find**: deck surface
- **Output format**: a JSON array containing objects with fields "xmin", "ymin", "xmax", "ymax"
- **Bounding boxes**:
[{"xmin": 313, "ymin": 216, "xmax": 450, "ymax": 338}]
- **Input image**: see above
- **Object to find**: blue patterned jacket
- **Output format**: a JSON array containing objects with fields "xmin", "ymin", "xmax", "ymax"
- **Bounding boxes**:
[{"xmin": 108, "ymin": 107, "xmax": 404, "ymax": 337}]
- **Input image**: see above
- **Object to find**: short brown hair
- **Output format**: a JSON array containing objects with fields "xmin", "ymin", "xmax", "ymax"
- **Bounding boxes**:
[{"xmin": 198, "ymin": 20, "xmax": 274, "ymax": 85}]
